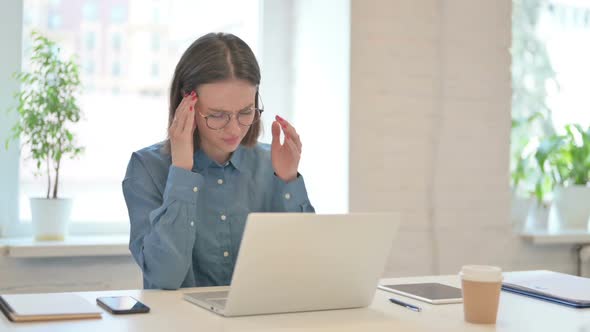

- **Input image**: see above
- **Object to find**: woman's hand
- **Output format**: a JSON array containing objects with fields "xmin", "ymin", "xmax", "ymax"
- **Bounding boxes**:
[
  {"xmin": 271, "ymin": 115, "xmax": 302, "ymax": 182},
  {"xmin": 169, "ymin": 91, "xmax": 198, "ymax": 171}
]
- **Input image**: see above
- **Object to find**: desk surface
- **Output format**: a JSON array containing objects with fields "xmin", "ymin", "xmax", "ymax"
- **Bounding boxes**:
[{"xmin": 1, "ymin": 274, "xmax": 588, "ymax": 332}]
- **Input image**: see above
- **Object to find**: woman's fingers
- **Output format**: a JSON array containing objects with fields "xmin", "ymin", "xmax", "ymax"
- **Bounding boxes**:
[
  {"xmin": 285, "ymin": 135, "xmax": 301, "ymax": 156},
  {"xmin": 178, "ymin": 92, "xmax": 193, "ymax": 132},
  {"xmin": 276, "ymin": 115, "xmax": 302, "ymax": 151},
  {"xmin": 181, "ymin": 92, "xmax": 197, "ymax": 132},
  {"xmin": 170, "ymin": 92, "xmax": 190, "ymax": 131}
]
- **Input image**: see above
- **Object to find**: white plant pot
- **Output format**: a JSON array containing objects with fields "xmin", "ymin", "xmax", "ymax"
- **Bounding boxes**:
[
  {"xmin": 550, "ymin": 185, "xmax": 590, "ymax": 231},
  {"xmin": 511, "ymin": 193, "xmax": 533, "ymax": 232},
  {"xmin": 524, "ymin": 200, "xmax": 550, "ymax": 231},
  {"xmin": 30, "ymin": 198, "xmax": 72, "ymax": 241}
]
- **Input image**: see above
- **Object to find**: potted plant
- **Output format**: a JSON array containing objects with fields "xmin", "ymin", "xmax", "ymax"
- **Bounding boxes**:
[
  {"xmin": 535, "ymin": 124, "xmax": 590, "ymax": 230},
  {"xmin": 5, "ymin": 31, "xmax": 84, "ymax": 241},
  {"xmin": 511, "ymin": 123, "xmax": 546, "ymax": 232},
  {"xmin": 511, "ymin": 0, "xmax": 557, "ymax": 231}
]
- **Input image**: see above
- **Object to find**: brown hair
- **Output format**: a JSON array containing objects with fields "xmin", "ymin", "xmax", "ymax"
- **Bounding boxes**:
[{"xmin": 164, "ymin": 32, "xmax": 261, "ymax": 153}]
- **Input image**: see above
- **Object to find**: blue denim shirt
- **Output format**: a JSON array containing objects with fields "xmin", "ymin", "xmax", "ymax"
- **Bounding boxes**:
[{"xmin": 122, "ymin": 142, "xmax": 314, "ymax": 290}]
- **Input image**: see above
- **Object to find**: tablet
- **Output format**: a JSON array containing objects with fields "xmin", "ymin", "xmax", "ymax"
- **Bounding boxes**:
[{"xmin": 378, "ymin": 282, "xmax": 463, "ymax": 304}]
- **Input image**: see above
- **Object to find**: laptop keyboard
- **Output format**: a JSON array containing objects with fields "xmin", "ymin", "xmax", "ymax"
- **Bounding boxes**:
[
  {"xmin": 200, "ymin": 291, "xmax": 229, "ymax": 299},
  {"xmin": 208, "ymin": 298, "xmax": 227, "ymax": 308},
  {"xmin": 196, "ymin": 291, "xmax": 229, "ymax": 309},
  {"xmin": 203, "ymin": 291, "xmax": 229, "ymax": 308}
]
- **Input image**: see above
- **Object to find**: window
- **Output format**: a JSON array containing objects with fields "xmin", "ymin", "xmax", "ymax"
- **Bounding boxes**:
[
  {"xmin": 110, "ymin": 5, "xmax": 126, "ymax": 24},
  {"xmin": 539, "ymin": 2, "xmax": 590, "ymax": 128},
  {"xmin": 85, "ymin": 31, "xmax": 95, "ymax": 51},
  {"xmin": 151, "ymin": 62, "xmax": 159, "ymax": 78},
  {"xmin": 112, "ymin": 33, "xmax": 121, "ymax": 52},
  {"xmin": 85, "ymin": 59, "xmax": 94, "ymax": 75},
  {"xmin": 511, "ymin": 0, "xmax": 590, "ymax": 199},
  {"xmin": 48, "ymin": 14, "xmax": 61, "ymax": 29},
  {"xmin": 9, "ymin": 0, "xmax": 349, "ymax": 237},
  {"xmin": 83, "ymin": 2, "xmax": 98, "ymax": 21},
  {"xmin": 111, "ymin": 61, "xmax": 121, "ymax": 77},
  {"xmin": 19, "ymin": 0, "xmax": 261, "ymax": 227},
  {"xmin": 151, "ymin": 33, "xmax": 160, "ymax": 52}
]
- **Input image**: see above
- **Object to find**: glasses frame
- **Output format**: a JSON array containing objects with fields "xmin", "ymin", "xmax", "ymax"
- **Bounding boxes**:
[{"xmin": 197, "ymin": 91, "xmax": 264, "ymax": 130}]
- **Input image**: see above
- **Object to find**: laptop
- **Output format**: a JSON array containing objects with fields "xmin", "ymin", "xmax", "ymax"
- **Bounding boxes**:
[{"xmin": 183, "ymin": 213, "xmax": 399, "ymax": 317}]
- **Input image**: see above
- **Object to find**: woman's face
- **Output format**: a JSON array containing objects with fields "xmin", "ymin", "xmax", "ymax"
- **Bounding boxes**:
[{"xmin": 194, "ymin": 79, "xmax": 257, "ymax": 159}]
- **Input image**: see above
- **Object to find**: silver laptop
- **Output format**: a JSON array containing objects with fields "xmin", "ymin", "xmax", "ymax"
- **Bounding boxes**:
[{"xmin": 183, "ymin": 213, "xmax": 399, "ymax": 317}]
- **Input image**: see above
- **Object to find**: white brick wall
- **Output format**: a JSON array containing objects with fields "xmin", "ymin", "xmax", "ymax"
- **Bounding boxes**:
[{"xmin": 349, "ymin": 0, "xmax": 577, "ymax": 276}]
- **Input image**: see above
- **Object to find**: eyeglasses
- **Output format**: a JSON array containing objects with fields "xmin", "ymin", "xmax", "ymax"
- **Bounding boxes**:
[{"xmin": 198, "ymin": 93, "xmax": 264, "ymax": 130}]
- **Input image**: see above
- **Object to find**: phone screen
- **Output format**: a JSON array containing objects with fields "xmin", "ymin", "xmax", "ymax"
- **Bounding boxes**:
[{"xmin": 97, "ymin": 296, "xmax": 150, "ymax": 314}]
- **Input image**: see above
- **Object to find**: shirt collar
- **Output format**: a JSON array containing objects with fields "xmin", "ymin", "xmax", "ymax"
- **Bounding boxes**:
[
  {"xmin": 193, "ymin": 145, "xmax": 245, "ymax": 172},
  {"xmin": 229, "ymin": 145, "xmax": 245, "ymax": 172}
]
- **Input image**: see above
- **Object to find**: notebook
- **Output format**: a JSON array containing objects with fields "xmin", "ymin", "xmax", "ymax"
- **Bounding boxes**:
[
  {"xmin": 502, "ymin": 270, "xmax": 590, "ymax": 308},
  {"xmin": 0, "ymin": 293, "xmax": 102, "ymax": 322}
]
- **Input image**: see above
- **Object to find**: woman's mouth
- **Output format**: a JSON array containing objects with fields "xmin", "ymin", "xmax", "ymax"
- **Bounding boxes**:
[{"xmin": 222, "ymin": 137, "xmax": 240, "ymax": 145}]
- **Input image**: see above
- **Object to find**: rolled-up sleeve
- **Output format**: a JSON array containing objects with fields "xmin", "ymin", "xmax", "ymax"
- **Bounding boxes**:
[
  {"xmin": 271, "ymin": 173, "xmax": 315, "ymax": 212},
  {"xmin": 123, "ymin": 153, "xmax": 203, "ymax": 289}
]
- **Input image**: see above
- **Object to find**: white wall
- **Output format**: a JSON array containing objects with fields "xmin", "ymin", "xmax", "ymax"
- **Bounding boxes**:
[{"xmin": 349, "ymin": 0, "xmax": 577, "ymax": 276}]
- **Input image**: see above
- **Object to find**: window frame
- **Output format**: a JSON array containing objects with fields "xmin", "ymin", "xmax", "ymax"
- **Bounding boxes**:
[
  {"xmin": 1, "ymin": 0, "xmax": 349, "ymax": 239},
  {"xmin": 1, "ymin": 0, "xmax": 291, "ymax": 238}
]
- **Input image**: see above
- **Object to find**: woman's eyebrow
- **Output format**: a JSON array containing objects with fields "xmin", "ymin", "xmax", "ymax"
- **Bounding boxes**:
[{"xmin": 208, "ymin": 103, "xmax": 254, "ymax": 113}]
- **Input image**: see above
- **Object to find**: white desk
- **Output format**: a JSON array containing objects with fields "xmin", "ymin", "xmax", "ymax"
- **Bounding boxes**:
[{"xmin": 1, "ymin": 274, "xmax": 588, "ymax": 332}]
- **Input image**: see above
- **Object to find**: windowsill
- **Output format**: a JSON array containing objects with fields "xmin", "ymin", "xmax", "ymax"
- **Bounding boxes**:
[
  {"xmin": 0, "ymin": 235, "xmax": 130, "ymax": 258},
  {"xmin": 520, "ymin": 229, "xmax": 590, "ymax": 244}
]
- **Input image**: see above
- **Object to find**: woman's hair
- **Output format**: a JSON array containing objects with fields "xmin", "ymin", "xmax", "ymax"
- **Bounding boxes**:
[{"xmin": 164, "ymin": 32, "xmax": 261, "ymax": 153}]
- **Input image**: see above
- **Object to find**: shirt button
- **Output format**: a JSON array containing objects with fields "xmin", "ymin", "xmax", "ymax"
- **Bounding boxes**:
[
  {"xmin": 284, "ymin": 193, "xmax": 291, "ymax": 200},
  {"xmin": 217, "ymin": 179, "xmax": 223, "ymax": 185},
  {"xmin": 223, "ymin": 251, "xmax": 229, "ymax": 257},
  {"xmin": 190, "ymin": 221, "xmax": 194, "ymax": 227},
  {"xmin": 193, "ymin": 186, "xmax": 198, "ymax": 192},
  {"xmin": 220, "ymin": 214, "xmax": 227, "ymax": 221}
]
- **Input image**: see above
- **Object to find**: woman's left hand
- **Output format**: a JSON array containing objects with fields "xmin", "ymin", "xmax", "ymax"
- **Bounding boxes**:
[{"xmin": 271, "ymin": 115, "xmax": 302, "ymax": 182}]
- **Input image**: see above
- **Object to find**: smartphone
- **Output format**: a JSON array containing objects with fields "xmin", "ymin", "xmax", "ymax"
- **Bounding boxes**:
[{"xmin": 96, "ymin": 296, "xmax": 150, "ymax": 314}]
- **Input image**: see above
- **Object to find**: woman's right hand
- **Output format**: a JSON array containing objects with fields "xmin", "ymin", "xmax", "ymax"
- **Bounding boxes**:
[{"xmin": 169, "ymin": 91, "xmax": 198, "ymax": 171}]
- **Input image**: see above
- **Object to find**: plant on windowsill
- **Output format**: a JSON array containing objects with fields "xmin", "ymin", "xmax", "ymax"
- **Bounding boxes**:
[
  {"xmin": 535, "ymin": 124, "xmax": 590, "ymax": 231},
  {"xmin": 510, "ymin": 0, "xmax": 558, "ymax": 231},
  {"xmin": 4, "ymin": 31, "xmax": 84, "ymax": 241}
]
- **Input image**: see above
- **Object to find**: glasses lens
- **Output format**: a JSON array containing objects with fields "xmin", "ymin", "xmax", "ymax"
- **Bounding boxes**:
[
  {"xmin": 237, "ymin": 109, "xmax": 260, "ymax": 126},
  {"xmin": 206, "ymin": 114, "xmax": 230, "ymax": 129},
  {"xmin": 205, "ymin": 109, "xmax": 261, "ymax": 130}
]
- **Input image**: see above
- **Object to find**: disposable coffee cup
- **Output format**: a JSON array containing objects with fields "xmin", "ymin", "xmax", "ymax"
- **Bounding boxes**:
[{"xmin": 459, "ymin": 265, "xmax": 503, "ymax": 324}]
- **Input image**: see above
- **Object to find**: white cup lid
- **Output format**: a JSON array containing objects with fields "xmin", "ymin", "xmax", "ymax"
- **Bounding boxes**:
[{"xmin": 459, "ymin": 265, "xmax": 503, "ymax": 282}]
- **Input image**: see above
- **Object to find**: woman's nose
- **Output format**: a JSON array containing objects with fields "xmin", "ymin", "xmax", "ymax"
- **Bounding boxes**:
[{"xmin": 225, "ymin": 114, "xmax": 242, "ymax": 134}]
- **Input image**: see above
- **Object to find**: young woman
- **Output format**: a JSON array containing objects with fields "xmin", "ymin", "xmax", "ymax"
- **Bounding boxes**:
[{"xmin": 123, "ymin": 33, "xmax": 314, "ymax": 290}]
